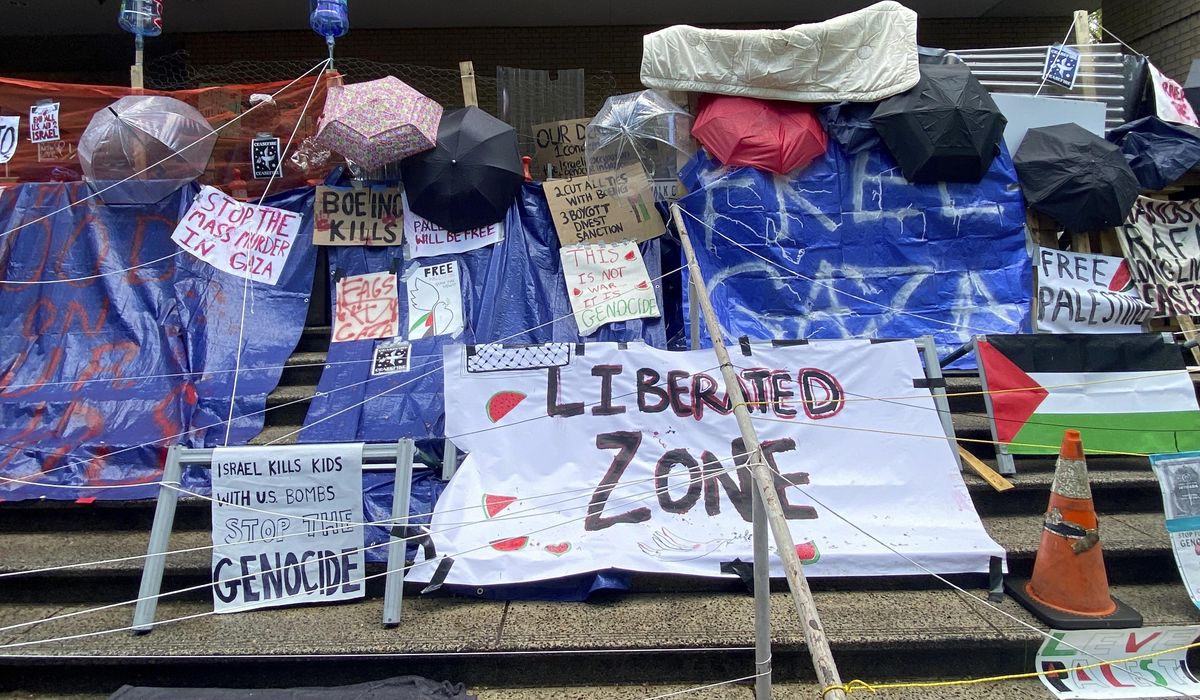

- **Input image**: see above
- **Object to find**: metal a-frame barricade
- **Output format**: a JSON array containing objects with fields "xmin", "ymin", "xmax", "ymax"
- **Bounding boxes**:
[{"xmin": 132, "ymin": 439, "xmax": 422, "ymax": 634}]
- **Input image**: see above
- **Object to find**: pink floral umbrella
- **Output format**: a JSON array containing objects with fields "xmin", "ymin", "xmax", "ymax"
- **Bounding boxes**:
[{"xmin": 315, "ymin": 76, "xmax": 442, "ymax": 169}]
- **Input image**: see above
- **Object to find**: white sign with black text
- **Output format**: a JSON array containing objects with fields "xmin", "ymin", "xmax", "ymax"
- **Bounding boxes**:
[
  {"xmin": 0, "ymin": 117, "xmax": 19, "ymax": 164},
  {"xmin": 1034, "ymin": 247, "xmax": 1152, "ymax": 333},
  {"xmin": 209, "ymin": 443, "xmax": 365, "ymax": 614}
]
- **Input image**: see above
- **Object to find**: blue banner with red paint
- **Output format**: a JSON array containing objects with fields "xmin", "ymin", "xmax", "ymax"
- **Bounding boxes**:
[{"xmin": 0, "ymin": 182, "xmax": 316, "ymax": 500}]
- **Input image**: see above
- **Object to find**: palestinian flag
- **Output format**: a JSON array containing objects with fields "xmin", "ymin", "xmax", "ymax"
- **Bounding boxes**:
[{"xmin": 977, "ymin": 334, "xmax": 1200, "ymax": 455}]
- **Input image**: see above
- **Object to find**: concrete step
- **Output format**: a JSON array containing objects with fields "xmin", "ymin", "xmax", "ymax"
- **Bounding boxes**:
[
  {"xmin": 279, "ymin": 351, "xmax": 329, "ymax": 387},
  {"xmin": 262, "ymin": 383, "xmax": 318, "ymax": 426},
  {"xmin": 295, "ymin": 326, "xmax": 332, "ymax": 354},
  {"xmin": 0, "ymin": 582, "xmax": 1193, "ymax": 692}
]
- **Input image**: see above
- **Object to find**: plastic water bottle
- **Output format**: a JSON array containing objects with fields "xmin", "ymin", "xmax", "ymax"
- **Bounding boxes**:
[
  {"xmin": 309, "ymin": 0, "xmax": 349, "ymax": 40},
  {"xmin": 117, "ymin": 0, "xmax": 163, "ymax": 37}
]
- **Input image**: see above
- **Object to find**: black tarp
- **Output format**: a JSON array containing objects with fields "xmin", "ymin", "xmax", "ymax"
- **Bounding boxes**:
[{"xmin": 1108, "ymin": 116, "xmax": 1200, "ymax": 191}]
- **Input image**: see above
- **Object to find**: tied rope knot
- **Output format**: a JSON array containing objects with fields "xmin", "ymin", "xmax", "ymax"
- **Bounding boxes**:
[{"xmin": 822, "ymin": 680, "xmax": 877, "ymax": 697}]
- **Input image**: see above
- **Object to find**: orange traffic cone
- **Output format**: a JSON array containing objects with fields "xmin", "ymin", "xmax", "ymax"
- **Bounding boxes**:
[{"xmin": 1006, "ymin": 429, "xmax": 1142, "ymax": 629}]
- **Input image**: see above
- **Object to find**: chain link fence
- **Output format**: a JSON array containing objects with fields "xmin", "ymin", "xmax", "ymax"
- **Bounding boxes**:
[{"xmin": 145, "ymin": 51, "xmax": 619, "ymax": 148}]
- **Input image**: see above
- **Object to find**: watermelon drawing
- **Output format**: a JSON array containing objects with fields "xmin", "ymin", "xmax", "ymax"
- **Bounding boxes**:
[
  {"xmin": 795, "ymin": 540, "xmax": 820, "ymax": 565},
  {"xmin": 544, "ymin": 542, "xmax": 571, "ymax": 556},
  {"xmin": 1108, "ymin": 259, "xmax": 1133, "ymax": 292},
  {"xmin": 624, "ymin": 250, "xmax": 637, "ymax": 261},
  {"xmin": 636, "ymin": 281, "xmax": 649, "ymax": 290},
  {"xmin": 483, "ymin": 493, "xmax": 517, "ymax": 518},
  {"xmin": 486, "ymin": 390, "xmax": 526, "ymax": 423},
  {"xmin": 490, "ymin": 536, "xmax": 529, "ymax": 551}
]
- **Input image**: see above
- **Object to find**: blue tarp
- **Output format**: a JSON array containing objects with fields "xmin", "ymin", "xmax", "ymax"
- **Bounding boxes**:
[
  {"xmin": 0, "ymin": 182, "xmax": 317, "ymax": 500},
  {"xmin": 677, "ymin": 142, "xmax": 1032, "ymax": 360}
]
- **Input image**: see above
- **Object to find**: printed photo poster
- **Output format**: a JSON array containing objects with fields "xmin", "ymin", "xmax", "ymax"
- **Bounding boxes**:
[
  {"xmin": 1151, "ymin": 452, "xmax": 1200, "ymax": 611},
  {"xmin": 1034, "ymin": 247, "xmax": 1152, "ymax": 333},
  {"xmin": 333, "ymin": 271, "xmax": 399, "ymax": 343},
  {"xmin": 1043, "ymin": 44, "xmax": 1081, "ymax": 91},
  {"xmin": 209, "ymin": 443, "xmax": 366, "ymax": 614},
  {"xmin": 406, "ymin": 260, "xmax": 464, "ymax": 340},
  {"xmin": 28, "ymin": 102, "xmax": 59, "ymax": 144},
  {"xmin": 171, "ymin": 186, "xmax": 301, "ymax": 285},
  {"xmin": 543, "ymin": 164, "xmax": 666, "ymax": 246},
  {"xmin": 371, "ymin": 339, "xmax": 411, "ymax": 376},
  {"xmin": 1118, "ymin": 197, "xmax": 1200, "ymax": 316},
  {"xmin": 402, "ymin": 193, "xmax": 503, "ymax": 258},
  {"xmin": 406, "ymin": 339, "xmax": 1004, "ymax": 588},
  {"xmin": 0, "ymin": 117, "xmax": 19, "ymax": 164},
  {"xmin": 314, "ymin": 185, "xmax": 403, "ymax": 246},
  {"xmin": 1036, "ymin": 626, "xmax": 1200, "ymax": 698},
  {"xmin": 1149, "ymin": 62, "xmax": 1200, "ymax": 127},
  {"xmin": 560, "ymin": 241, "xmax": 661, "ymax": 335}
]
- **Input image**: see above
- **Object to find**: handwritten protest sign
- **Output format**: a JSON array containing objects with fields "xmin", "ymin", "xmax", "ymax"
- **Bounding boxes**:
[
  {"xmin": 402, "ymin": 193, "xmax": 502, "ymax": 258},
  {"xmin": 543, "ymin": 165, "xmax": 665, "ymax": 246},
  {"xmin": 210, "ymin": 443, "xmax": 365, "ymax": 614},
  {"xmin": 333, "ymin": 271, "xmax": 399, "ymax": 343},
  {"xmin": 36, "ymin": 141, "xmax": 76, "ymax": 163},
  {"xmin": 1151, "ymin": 452, "xmax": 1200, "ymax": 611},
  {"xmin": 371, "ymin": 339, "xmax": 411, "ymax": 376},
  {"xmin": 0, "ymin": 117, "xmax": 18, "ymax": 164},
  {"xmin": 406, "ymin": 261, "xmax": 464, "ymax": 340},
  {"xmin": 1036, "ymin": 626, "xmax": 1200, "ymax": 698},
  {"xmin": 314, "ymin": 185, "xmax": 403, "ymax": 246},
  {"xmin": 560, "ymin": 241, "xmax": 660, "ymax": 335},
  {"xmin": 1150, "ymin": 62, "xmax": 1199, "ymax": 127},
  {"xmin": 1117, "ymin": 196, "xmax": 1200, "ymax": 316},
  {"xmin": 1034, "ymin": 247, "xmax": 1152, "ymax": 333},
  {"xmin": 171, "ymin": 186, "xmax": 300, "ymax": 285},
  {"xmin": 531, "ymin": 118, "xmax": 589, "ymax": 179},
  {"xmin": 28, "ymin": 103, "xmax": 59, "ymax": 144}
]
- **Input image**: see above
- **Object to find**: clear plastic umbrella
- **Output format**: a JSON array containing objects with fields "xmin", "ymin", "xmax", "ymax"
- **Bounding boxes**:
[
  {"xmin": 78, "ymin": 95, "xmax": 217, "ymax": 205},
  {"xmin": 586, "ymin": 90, "xmax": 694, "ymax": 179}
]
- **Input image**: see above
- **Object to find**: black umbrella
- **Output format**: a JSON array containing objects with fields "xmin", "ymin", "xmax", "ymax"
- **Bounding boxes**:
[
  {"xmin": 1108, "ymin": 116, "xmax": 1200, "ymax": 191},
  {"xmin": 1014, "ymin": 123, "xmax": 1140, "ymax": 233},
  {"xmin": 401, "ymin": 106, "xmax": 523, "ymax": 233},
  {"xmin": 870, "ymin": 63, "xmax": 1006, "ymax": 183},
  {"xmin": 818, "ymin": 101, "xmax": 881, "ymax": 156}
]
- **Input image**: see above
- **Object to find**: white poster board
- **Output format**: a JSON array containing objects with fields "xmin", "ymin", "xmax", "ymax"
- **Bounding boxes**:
[
  {"xmin": 1036, "ymin": 626, "xmax": 1200, "ymax": 698},
  {"xmin": 333, "ymin": 271, "xmax": 400, "ymax": 343},
  {"xmin": 407, "ymin": 340, "xmax": 1003, "ymax": 588},
  {"xmin": 28, "ymin": 103, "xmax": 59, "ymax": 144},
  {"xmin": 171, "ymin": 186, "xmax": 301, "ymax": 285},
  {"xmin": 560, "ymin": 241, "xmax": 661, "ymax": 335},
  {"xmin": 0, "ymin": 117, "xmax": 20, "ymax": 164},
  {"xmin": 991, "ymin": 94, "xmax": 1106, "ymax": 154},
  {"xmin": 402, "ymin": 193, "xmax": 503, "ymax": 258},
  {"xmin": 210, "ymin": 443, "xmax": 366, "ymax": 614},
  {"xmin": 1034, "ymin": 247, "xmax": 1152, "ymax": 333},
  {"xmin": 406, "ymin": 260, "xmax": 464, "ymax": 340}
]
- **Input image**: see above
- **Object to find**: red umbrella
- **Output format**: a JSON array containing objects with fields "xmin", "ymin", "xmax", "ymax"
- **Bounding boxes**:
[{"xmin": 692, "ymin": 95, "xmax": 828, "ymax": 175}]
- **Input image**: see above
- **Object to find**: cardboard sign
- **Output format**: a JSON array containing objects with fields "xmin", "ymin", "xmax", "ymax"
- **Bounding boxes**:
[
  {"xmin": 1118, "ymin": 197, "xmax": 1200, "ymax": 316},
  {"xmin": 1150, "ymin": 62, "xmax": 1200, "ymax": 127},
  {"xmin": 531, "ymin": 118, "xmax": 590, "ymax": 179},
  {"xmin": 560, "ymin": 241, "xmax": 661, "ymax": 335},
  {"xmin": 314, "ymin": 185, "xmax": 403, "ymax": 246},
  {"xmin": 406, "ymin": 261, "xmax": 464, "ymax": 340},
  {"xmin": 371, "ymin": 339, "xmax": 411, "ymax": 376},
  {"xmin": 209, "ymin": 443, "xmax": 365, "ymax": 614},
  {"xmin": 406, "ymin": 340, "xmax": 1002, "ymax": 589},
  {"xmin": 333, "ymin": 271, "xmax": 399, "ymax": 343},
  {"xmin": 1035, "ymin": 626, "xmax": 1200, "ymax": 698},
  {"xmin": 1034, "ymin": 247, "xmax": 1152, "ymax": 333},
  {"xmin": 1042, "ymin": 44, "xmax": 1081, "ymax": 90},
  {"xmin": 402, "ymin": 193, "xmax": 503, "ymax": 258},
  {"xmin": 1151, "ymin": 452, "xmax": 1200, "ymax": 610},
  {"xmin": 0, "ymin": 117, "xmax": 18, "ymax": 164},
  {"xmin": 543, "ymin": 165, "xmax": 665, "ymax": 246},
  {"xmin": 251, "ymin": 136, "xmax": 282, "ymax": 179},
  {"xmin": 28, "ymin": 103, "xmax": 59, "ymax": 144},
  {"xmin": 171, "ymin": 185, "xmax": 301, "ymax": 285},
  {"xmin": 35, "ymin": 141, "xmax": 76, "ymax": 163}
]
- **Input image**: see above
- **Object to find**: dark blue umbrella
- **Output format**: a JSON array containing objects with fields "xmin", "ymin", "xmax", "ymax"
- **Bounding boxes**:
[{"xmin": 1108, "ymin": 116, "xmax": 1200, "ymax": 191}]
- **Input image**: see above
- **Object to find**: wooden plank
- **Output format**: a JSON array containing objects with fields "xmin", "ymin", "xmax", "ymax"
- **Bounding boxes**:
[
  {"xmin": 1177, "ymin": 315, "xmax": 1200, "ymax": 366},
  {"xmin": 459, "ymin": 61, "xmax": 478, "ymax": 108},
  {"xmin": 958, "ymin": 445, "xmax": 1015, "ymax": 492}
]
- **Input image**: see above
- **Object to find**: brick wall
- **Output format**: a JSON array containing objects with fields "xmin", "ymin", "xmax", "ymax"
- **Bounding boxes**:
[{"xmin": 1104, "ymin": 0, "xmax": 1200, "ymax": 81}]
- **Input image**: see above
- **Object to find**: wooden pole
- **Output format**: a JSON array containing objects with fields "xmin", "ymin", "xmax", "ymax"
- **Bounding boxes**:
[
  {"xmin": 671, "ymin": 204, "xmax": 847, "ymax": 700},
  {"xmin": 130, "ymin": 35, "xmax": 145, "ymax": 93},
  {"xmin": 459, "ymin": 61, "xmax": 479, "ymax": 108}
]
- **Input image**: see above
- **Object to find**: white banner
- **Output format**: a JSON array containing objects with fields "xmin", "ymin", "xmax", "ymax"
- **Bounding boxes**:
[
  {"xmin": 406, "ymin": 260, "xmax": 464, "ymax": 340},
  {"xmin": 1034, "ymin": 247, "xmax": 1152, "ymax": 333},
  {"xmin": 561, "ymin": 241, "xmax": 661, "ymax": 335},
  {"xmin": 402, "ymin": 193, "xmax": 503, "ymax": 258},
  {"xmin": 1036, "ymin": 626, "xmax": 1200, "ymax": 698},
  {"xmin": 171, "ymin": 186, "xmax": 301, "ymax": 285},
  {"xmin": 1117, "ymin": 197, "xmax": 1200, "ymax": 317},
  {"xmin": 0, "ymin": 116, "xmax": 19, "ymax": 164},
  {"xmin": 409, "ymin": 340, "xmax": 1002, "ymax": 587},
  {"xmin": 1150, "ymin": 62, "xmax": 1199, "ymax": 127},
  {"xmin": 210, "ymin": 443, "xmax": 365, "ymax": 614}
]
